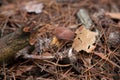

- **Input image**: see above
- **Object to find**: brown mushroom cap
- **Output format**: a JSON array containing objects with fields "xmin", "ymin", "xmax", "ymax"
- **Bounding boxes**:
[{"xmin": 53, "ymin": 27, "xmax": 75, "ymax": 41}]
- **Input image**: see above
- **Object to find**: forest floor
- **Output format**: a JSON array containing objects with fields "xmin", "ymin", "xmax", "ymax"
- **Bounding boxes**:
[{"xmin": 0, "ymin": 0, "xmax": 120, "ymax": 80}]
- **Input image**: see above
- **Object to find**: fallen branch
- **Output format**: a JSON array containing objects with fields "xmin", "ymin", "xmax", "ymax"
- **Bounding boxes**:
[{"xmin": 0, "ymin": 28, "xmax": 30, "ymax": 64}]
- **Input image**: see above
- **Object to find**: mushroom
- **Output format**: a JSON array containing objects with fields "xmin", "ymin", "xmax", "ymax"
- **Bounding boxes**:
[{"xmin": 53, "ymin": 27, "xmax": 75, "ymax": 41}]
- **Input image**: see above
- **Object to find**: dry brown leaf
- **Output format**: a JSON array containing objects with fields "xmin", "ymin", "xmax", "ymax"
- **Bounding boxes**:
[
  {"xmin": 24, "ymin": 1, "xmax": 44, "ymax": 14},
  {"xmin": 105, "ymin": 12, "xmax": 120, "ymax": 19},
  {"xmin": 72, "ymin": 25, "xmax": 98, "ymax": 53}
]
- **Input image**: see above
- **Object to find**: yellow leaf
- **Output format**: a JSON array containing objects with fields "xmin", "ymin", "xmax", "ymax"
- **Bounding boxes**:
[{"xmin": 50, "ymin": 36, "xmax": 62, "ymax": 48}]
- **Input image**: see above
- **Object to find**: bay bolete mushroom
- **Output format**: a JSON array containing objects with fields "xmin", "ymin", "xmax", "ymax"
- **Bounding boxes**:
[{"xmin": 53, "ymin": 27, "xmax": 75, "ymax": 41}]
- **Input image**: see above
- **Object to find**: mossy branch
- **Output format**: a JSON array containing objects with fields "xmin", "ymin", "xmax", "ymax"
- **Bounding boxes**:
[{"xmin": 0, "ymin": 29, "xmax": 29, "ymax": 64}]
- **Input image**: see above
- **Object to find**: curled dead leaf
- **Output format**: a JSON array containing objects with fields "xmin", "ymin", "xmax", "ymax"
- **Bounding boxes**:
[
  {"xmin": 24, "ymin": 1, "xmax": 44, "ymax": 14},
  {"xmin": 105, "ymin": 12, "xmax": 120, "ymax": 20},
  {"xmin": 72, "ymin": 25, "xmax": 98, "ymax": 53}
]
